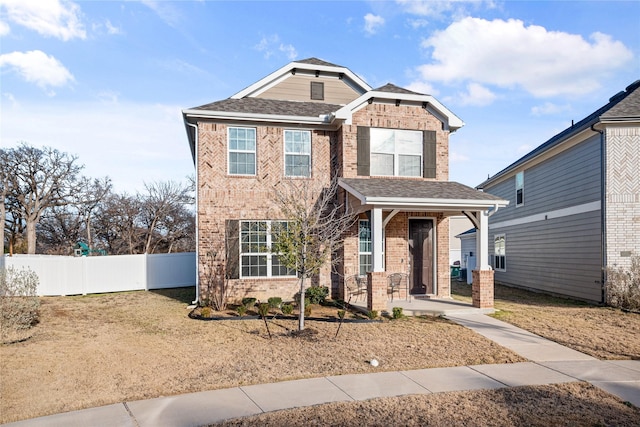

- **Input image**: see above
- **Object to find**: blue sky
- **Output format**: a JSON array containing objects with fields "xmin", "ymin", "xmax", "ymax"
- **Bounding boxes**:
[{"xmin": 1, "ymin": 0, "xmax": 638, "ymax": 194}]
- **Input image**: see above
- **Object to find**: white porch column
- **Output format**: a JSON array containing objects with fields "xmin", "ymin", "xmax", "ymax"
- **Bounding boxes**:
[
  {"xmin": 475, "ymin": 210, "xmax": 491, "ymax": 270},
  {"xmin": 371, "ymin": 207, "xmax": 384, "ymax": 272}
]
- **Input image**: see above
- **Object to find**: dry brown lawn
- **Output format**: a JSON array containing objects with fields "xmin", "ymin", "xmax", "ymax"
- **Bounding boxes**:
[{"xmin": 1, "ymin": 282, "xmax": 639, "ymax": 425}]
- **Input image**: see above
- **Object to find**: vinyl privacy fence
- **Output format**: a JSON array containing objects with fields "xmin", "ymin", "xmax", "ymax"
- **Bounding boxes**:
[{"xmin": 0, "ymin": 253, "xmax": 196, "ymax": 296}]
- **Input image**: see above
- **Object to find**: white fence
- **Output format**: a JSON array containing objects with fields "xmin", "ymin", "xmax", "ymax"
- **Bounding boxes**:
[{"xmin": 0, "ymin": 252, "xmax": 196, "ymax": 296}]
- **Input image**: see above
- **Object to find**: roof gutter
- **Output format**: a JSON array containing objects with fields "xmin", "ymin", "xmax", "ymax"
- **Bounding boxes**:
[{"xmin": 182, "ymin": 109, "xmax": 334, "ymax": 125}]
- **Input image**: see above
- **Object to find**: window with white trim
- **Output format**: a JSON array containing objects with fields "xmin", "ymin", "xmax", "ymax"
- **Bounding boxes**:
[
  {"xmin": 240, "ymin": 220, "xmax": 295, "ymax": 278},
  {"xmin": 284, "ymin": 130, "xmax": 311, "ymax": 177},
  {"xmin": 358, "ymin": 220, "xmax": 372, "ymax": 276},
  {"xmin": 515, "ymin": 171, "xmax": 524, "ymax": 206},
  {"xmin": 493, "ymin": 234, "xmax": 506, "ymax": 271},
  {"xmin": 370, "ymin": 128, "xmax": 422, "ymax": 177},
  {"xmin": 228, "ymin": 127, "xmax": 256, "ymax": 175}
]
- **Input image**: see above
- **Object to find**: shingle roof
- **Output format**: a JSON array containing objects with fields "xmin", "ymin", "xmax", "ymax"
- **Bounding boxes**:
[
  {"xmin": 373, "ymin": 83, "xmax": 425, "ymax": 96},
  {"xmin": 191, "ymin": 98, "xmax": 343, "ymax": 117},
  {"xmin": 341, "ymin": 178, "xmax": 505, "ymax": 201},
  {"xmin": 602, "ymin": 80, "xmax": 640, "ymax": 119},
  {"xmin": 295, "ymin": 57, "xmax": 342, "ymax": 68}
]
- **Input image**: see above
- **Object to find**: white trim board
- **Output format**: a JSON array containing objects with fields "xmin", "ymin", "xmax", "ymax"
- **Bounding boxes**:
[{"xmin": 488, "ymin": 201, "xmax": 601, "ymax": 230}]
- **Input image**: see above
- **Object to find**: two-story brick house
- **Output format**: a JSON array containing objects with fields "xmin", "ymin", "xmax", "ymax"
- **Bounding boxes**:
[{"xmin": 183, "ymin": 58, "xmax": 507, "ymax": 312}]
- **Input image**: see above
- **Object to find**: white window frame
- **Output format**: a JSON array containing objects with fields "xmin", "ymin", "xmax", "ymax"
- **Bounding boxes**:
[
  {"xmin": 358, "ymin": 220, "xmax": 372, "ymax": 276},
  {"xmin": 515, "ymin": 171, "xmax": 524, "ymax": 207},
  {"xmin": 370, "ymin": 128, "xmax": 422, "ymax": 177},
  {"xmin": 493, "ymin": 234, "xmax": 506, "ymax": 271},
  {"xmin": 228, "ymin": 127, "xmax": 257, "ymax": 176},
  {"xmin": 239, "ymin": 220, "xmax": 296, "ymax": 278},
  {"xmin": 284, "ymin": 130, "xmax": 312, "ymax": 178}
]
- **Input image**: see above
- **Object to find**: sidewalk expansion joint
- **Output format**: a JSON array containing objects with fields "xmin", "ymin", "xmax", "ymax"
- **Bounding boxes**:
[{"xmin": 122, "ymin": 402, "xmax": 141, "ymax": 427}]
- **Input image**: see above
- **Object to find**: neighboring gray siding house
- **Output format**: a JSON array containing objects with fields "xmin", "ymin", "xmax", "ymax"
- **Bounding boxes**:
[{"xmin": 477, "ymin": 80, "xmax": 640, "ymax": 303}]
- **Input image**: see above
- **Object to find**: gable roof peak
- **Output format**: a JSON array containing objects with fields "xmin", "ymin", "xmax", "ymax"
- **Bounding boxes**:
[
  {"xmin": 373, "ymin": 83, "xmax": 425, "ymax": 96},
  {"xmin": 294, "ymin": 57, "xmax": 342, "ymax": 68}
]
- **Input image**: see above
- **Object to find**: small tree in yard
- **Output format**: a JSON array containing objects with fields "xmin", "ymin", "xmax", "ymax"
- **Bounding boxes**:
[
  {"xmin": 271, "ymin": 177, "xmax": 356, "ymax": 331},
  {"xmin": 606, "ymin": 255, "xmax": 640, "ymax": 312}
]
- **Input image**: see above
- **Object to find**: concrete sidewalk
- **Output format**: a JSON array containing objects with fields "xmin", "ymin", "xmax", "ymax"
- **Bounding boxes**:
[{"xmin": 4, "ymin": 314, "xmax": 640, "ymax": 427}]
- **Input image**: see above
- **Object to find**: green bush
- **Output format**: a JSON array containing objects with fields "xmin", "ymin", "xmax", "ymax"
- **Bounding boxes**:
[
  {"xmin": 236, "ymin": 304, "xmax": 247, "ymax": 316},
  {"xmin": 607, "ymin": 256, "xmax": 640, "ymax": 311},
  {"xmin": 201, "ymin": 306, "xmax": 212, "ymax": 318},
  {"xmin": 392, "ymin": 307, "xmax": 404, "ymax": 319},
  {"xmin": 305, "ymin": 286, "xmax": 329, "ymax": 305},
  {"xmin": 268, "ymin": 297, "xmax": 283, "ymax": 309},
  {"xmin": 281, "ymin": 303, "xmax": 294, "ymax": 315},
  {"xmin": 241, "ymin": 297, "xmax": 257, "ymax": 308},
  {"xmin": 304, "ymin": 304, "xmax": 312, "ymax": 317},
  {"xmin": 1, "ymin": 267, "xmax": 40, "ymax": 339},
  {"xmin": 367, "ymin": 310, "xmax": 378, "ymax": 320}
]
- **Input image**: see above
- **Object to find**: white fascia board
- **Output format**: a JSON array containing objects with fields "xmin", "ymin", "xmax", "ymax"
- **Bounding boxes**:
[
  {"xmin": 231, "ymin": 62, "xmax": 371, "ymax": 99},
  {"xmin": 182, "ymin": 108, "xmax": 333, "ymax": 125},
  {"xmin": 362, "ymin": 197, "xmax": 509, "ymax": 210},
  {"xmin": 335, "ymin": 91, "xmax": 464, "ymax": 129}
]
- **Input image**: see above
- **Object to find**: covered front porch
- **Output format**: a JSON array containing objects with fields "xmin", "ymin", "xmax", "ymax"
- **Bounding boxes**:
[
  {"xmin": 338, "ymin": 178, "xmax": 509, "ymax": 313},
  {"xmin": 349, "ymin": 293, "xmax": 495, "ymax": 317}
]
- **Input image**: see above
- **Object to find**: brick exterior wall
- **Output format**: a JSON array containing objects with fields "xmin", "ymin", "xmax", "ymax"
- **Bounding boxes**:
[
  {"xmin": 472, "ymin": 269, "xmax": 494, "ymax": 309},
  {"xmin": 605, "ymin": 126, "xmax": 640, "ymax": 269},
  {"xmin": 196, "ymin": 101, "xmax": 453, "ymax": 304},
  {"xmin": 196, "ymin": 122, "xmax": 333, "ymax": 302}
]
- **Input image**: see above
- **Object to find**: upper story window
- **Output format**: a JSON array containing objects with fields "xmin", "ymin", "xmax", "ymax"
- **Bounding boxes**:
[
  {"xmin": 370, "ymin": 128, "xmax": 422, "ymax": 177},
  {"xmin": 228, "ymin": 127, "xmax": 256, "ymax": 175},
  {"xmin": 310, "ymin": 82, "xmax": 324, "ymax": 100},
  {"xmin": 284, "ymin": 130, "xmax": 311, "ymax": 177},
  {"xmin": 515, "ymin": 171, "xmax": 524, "ymax": 206},
  {"xmin": 357, "ymin": 127, "xmax": 437, "ymax": 179}
]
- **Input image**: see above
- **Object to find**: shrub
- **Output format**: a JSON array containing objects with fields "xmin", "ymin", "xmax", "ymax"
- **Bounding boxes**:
[
  {"xmin": 241, "ymin": 297, "xmax": 257, "ymax": 308},
  {"xmin": 304, "ymin": 304, "xmax": 312, "ymax": 317},
  {"xmin": 268, "ymin": 297, "xmax": 283, "ymax": 310},
  {"xmin": 305, "ymin": 286, "xmax": 329, "ymax": 305},
  {"xmin": 392, "ymin": 307, "xmax": 404, "ymax": 319},
  {"xmin": 1, "ymin": 267, "xmax": 40, "ymax": 340},
  {"xmin": 281, "ymin": 303, "xmax": 294, "ymax": 315},
  {"xmin": 606, "ymin": 256, "xmax": 640, "ymax": 311},
  {"xmin": 367, "ymin": 310, "xmax": 378, "ymax": 320},
  {"xmin": 236, "ymin": 305, "xmax": 247, "ymax": 316},
  {"xmin": 200, "ymin": 306, "xmax": 212, "ymax": 318}
]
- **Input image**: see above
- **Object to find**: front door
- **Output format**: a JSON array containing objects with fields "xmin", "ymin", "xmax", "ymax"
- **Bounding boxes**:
[{"xmin": 409, "ymin": 219, "xmax": 434, "ymax": 295}]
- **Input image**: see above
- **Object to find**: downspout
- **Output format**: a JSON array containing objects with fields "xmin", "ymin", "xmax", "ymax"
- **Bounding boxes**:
[
  {"xmin": 591, "ymin": 123, "xmax": 606, "ymax": 304},
  {"xmin": 185, "ymin": 120, "xmax": 200, "ymax": 305}
]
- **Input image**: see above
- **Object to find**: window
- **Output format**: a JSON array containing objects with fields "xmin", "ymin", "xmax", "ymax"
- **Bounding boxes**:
[
  {"xmin": 359, "ymin": 220, "xmax": 372, "ymax": 276},
  {"xmin": 240, "ymin": 220, "xmax": 295, "ymax": 278},
  {"xmin": 310, "ymin": 81, "xmax": 324, "ymax": 100},
  {"xmin": 493, "ymin": 234, "xmax": 506, "ymax": 271},
  {"xmin": 284, "ymin": 130, "xmax": 311, "ymax": 177},
  {"xmin": 369, "ymin": 128, "xmax": 422, "ymax": 177},
  {"xmin": 228, "ymin": 127, "xmax": 256, "ymax": 175},
  {"xmin": 515, "ymin": 171, "xmax": 524, "ymax": 206}
]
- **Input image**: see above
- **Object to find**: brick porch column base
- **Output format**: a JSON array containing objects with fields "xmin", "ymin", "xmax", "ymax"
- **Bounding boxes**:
[
  {"xmin": 367, "ymin": 272, "xmax": 387, "ymax": 313},
  {"xmin": 472, "ymin": 269, "xmax": 494, "ymax": 309}
]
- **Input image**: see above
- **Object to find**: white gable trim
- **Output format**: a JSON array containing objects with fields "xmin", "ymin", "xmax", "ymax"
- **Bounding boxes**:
[{"xmin": 231, "ymin": 61, "xmax": 371, "ymax": 99}]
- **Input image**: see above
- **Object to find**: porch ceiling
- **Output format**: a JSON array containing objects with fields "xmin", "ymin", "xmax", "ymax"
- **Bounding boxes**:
[{"xmin": 339, "ymin": 178, "xmax": 509, "ymax": 212}]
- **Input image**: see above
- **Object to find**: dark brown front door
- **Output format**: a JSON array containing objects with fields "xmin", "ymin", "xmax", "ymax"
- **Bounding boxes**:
[{"xmin": 409, "ymin": 219, "xmax": 434, "ymax": 295}]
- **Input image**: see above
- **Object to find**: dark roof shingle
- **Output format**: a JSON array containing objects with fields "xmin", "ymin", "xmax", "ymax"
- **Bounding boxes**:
[
  {"xmin": 341, "ymin": 178, "xmax": 504, "ymax": 201},
  {"xmin": 191, "ymin": 98, "xmax": 343, "ymax": 117},
  {"xmin": 373, "ymin": 83, "xmax": 425, "ymax": 96}
]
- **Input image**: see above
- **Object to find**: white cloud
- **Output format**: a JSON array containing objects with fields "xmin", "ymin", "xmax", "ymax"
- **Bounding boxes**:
[
  {"xmin": 279, "ymin": 44, "xmax": 298, "ymax": 61},
  {"xmin": 417, "ymin": 17, "xmax": 634, "ymax": 97},
  {"xmin": 396, "ymin": 0, "xmax": 496, "ymax": 19},
  {"xmin": 530, "ymin": 102, "xmax": 572, "ymax": 116},
  {"xmin": 0, "ymin": 0, "xmax": 86, "ymax": 40},
  {"xmin": 408, "ymin": 18, "xmax": 429, "ymax": 29},
  {"xmin": 0, "ymin": 19, "xmax": 9, "ymax": 35},
  {"xmin": 457, "ymin": 82, "xmax": 497, "ymax": 106},
  {"xmin": 105, "ymin": 19, "xmax": 122, "ymax": 35},
  {"xmin": 450, "ymin": 151, "xmax": 470, "ymax": 162},
  {"xmin": 405, "ymin": 80, "xmax": 439, "ymax": 96},
  {"xmin": 140, "ymin": 0, "xmax": 182, "ymax": 28},
  {"xmin": 0, "ymin": 50, "xmax": 74, "ymax": 93},
  {"xmin": 364, "ymin": 13, "xmax": 385, "ymax": 35}
]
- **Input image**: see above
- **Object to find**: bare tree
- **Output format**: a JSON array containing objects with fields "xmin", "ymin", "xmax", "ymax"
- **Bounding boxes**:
[
  {"xmin": 271, "ymin": 176, "xmax": 356, "ymax": 331},
  {"xmin": 93, "ymin": 193, "xmax": 143, "ymax": 254},
  {"xmin": 139, "ymin": 181, "xmax": 194, "ymax": 254},
  {"xmin": 3, "ymin": 143, "xmax": 84, "ymax": 254},
  {"xmin": 0, "ymin": 149, "xmax": 11, "ymax": 255}
]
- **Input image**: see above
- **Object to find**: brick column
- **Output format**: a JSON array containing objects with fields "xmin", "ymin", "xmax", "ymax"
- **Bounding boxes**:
[
  {"xmin": 472, "ymin": 269, "xmax": 494, "ymax": 309},
  {"xmin": 367, "ymin": 272, "xmax": 387, "ymax": 313}
]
